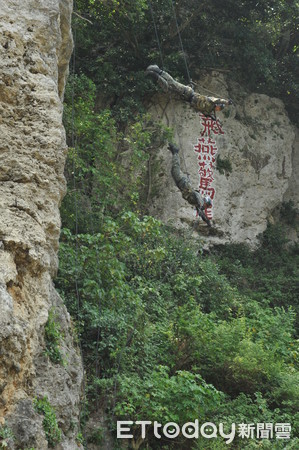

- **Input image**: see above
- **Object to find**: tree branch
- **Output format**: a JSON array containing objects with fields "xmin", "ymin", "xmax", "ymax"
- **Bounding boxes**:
[{"xmin": 73, "ymin": 11, "xmax": 93, "ymax": 25}]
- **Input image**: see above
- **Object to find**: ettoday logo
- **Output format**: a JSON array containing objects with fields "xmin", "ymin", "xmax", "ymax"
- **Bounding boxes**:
[
  {"xmin": 117, "ymin": 421, "xmax": 291, "ymax": 444},
  {"xmin": 117, "ymin": 421, "xmax": 238, "ymax": 444}
]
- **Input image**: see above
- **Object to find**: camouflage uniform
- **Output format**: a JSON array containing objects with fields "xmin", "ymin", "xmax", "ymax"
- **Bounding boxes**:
[
  {"xmin": 169, "ymin": 146, "xmax": 211, "ymax": 227},
  {"xmin": 146, "ymin": 65, "xmax": 232, "ymax": 117},
  {"xmin": 171, "ymin": 153, "xmax": 204, "ymax": 209}
]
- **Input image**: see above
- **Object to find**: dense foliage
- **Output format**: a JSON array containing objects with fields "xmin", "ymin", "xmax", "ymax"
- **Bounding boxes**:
[
  {"xmin": 57, "ymin": 211, "xmax": 299, "ymax": 448},
  {"xmin": 73, "ymin": 0, "xmax": 298, "ymax": 124},
  {"xmin": 56, "ymin": 1, "xmax": 298, "ymax": 448},
  {"xmin": 44, "ymin": 308, "xmax": 64, "ymax": 364}
]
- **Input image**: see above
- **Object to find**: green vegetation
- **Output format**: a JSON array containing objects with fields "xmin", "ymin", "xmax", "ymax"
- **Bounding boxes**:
[
  {"xmin": 0, "ymin": 427, "xmax": 14, "ymax": 448},
  {"xmin": 56, "ymin": 1, "xmax": 298, "ymax": 448},
  {"xmin": 74, "ymin": 0, "xmax": 298, "ymax": 124},
  {"xmin": 87, "ymin": 427, "xmax": 103, "ymax": 445},
  {"xmin": 76, "ymin": 432, "xmax": 85, "ymax": 446},
  {"xmin": 44, "ymin": 308, "xmax": 64, "ymax": 365},
  {"xmin": 34, "ymin": 397, "xmax": 62, "ymax": 448},
  {"xmin": 280, "ymin": 200, "xmax": 298, "ymax": 226},
  {"xmin": 57, "ymin": 207, "xmax": 299, "ymax": 447},
  {"xmin": 216, "ymin": 155, "xmax": 233, "ymax": 175}
]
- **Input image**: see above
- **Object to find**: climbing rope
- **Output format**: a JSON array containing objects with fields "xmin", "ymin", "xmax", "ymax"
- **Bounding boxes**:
[
  {"xmin": 70, "ymin": 9, "xmax": 91, "ymax": 448},
  {"xmin": 148, "ymin": 0, "xmax": 165, "ymax": 69},
  {"xmin": 169, "ymin": 0, "xmax": 192, "ymax": 86},
  {"xmin": 147, "ymin": 0, "xmax": 192, "ymax": 178},
  {"xmin": 148, "ymin": 0, "xmax": 228, "ymax": 103},
  {"xmin": 148, "ymin": 0, "xmax": 193, "ymax": 87},
  {"xmin": 169, "ymin": 0, "xmax": 230, "ymax": 101}
]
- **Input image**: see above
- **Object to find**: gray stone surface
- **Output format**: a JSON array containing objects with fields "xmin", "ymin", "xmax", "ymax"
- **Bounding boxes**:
[{"xmin": 0, "ymin": 0, "xmax": 83, "ymax": 448}]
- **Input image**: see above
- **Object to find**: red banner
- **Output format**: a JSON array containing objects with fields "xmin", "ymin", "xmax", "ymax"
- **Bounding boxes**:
[{"xmin": 193, "ymin": 114, "xmax": 224, "ymax": 219}]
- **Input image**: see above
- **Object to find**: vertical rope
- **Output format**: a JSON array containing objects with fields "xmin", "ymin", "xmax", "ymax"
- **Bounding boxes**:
[
  {"xmin": 148, "ymin": 0, "xmax": 192, "ymax": 177},
  {"xmin": 71, "ymin": 11, "xmax": 81, "ymax": 329},
  {"xmin": 70, "ymin": 5, "xmax": 91, "ymax": 448},
  {"xmin": 170, "ymin": 0, "xmax": 192, "ymax": 85},
  {"xmin": 148, "ymin": 0, "xmax": 165, "ymax": 69}
]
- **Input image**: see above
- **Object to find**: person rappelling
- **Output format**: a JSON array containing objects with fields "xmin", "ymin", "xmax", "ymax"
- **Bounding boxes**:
[
  {"xmin": 146, "ymin": 64, "xmax": 233, "ymax": 120},
  {"xmin": 168, "ymin": 142, "xmax": 212, "ymax": 227}
]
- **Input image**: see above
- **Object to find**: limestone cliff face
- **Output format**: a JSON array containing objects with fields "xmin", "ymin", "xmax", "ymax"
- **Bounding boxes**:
[
  {"xmin": 147, "ymin": 72, "xmax": 298, "ymax": 246},
  {"xmin": 0, "ymin": 1, "xmax": 83, "ymax": 449}
]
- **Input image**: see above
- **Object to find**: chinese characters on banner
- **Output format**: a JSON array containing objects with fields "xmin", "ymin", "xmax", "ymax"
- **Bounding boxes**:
[{"xmin": 194, "ymin": 114, "xmax": 224, "ymax": 219}]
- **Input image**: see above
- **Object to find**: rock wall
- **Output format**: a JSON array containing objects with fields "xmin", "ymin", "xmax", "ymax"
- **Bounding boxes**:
[
  {"xmin": 147, "ymin": 72, "xmax": 298, "ymax": 246},
  {"xmin": 0, "ymin": 0, "xmax": 83, "ymax": 448}
]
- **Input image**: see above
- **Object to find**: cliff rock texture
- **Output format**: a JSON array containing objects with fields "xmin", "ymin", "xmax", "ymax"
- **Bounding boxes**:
[
  {"xmin": 147, "ymin": 72, "xmax": 298, "ymax": 246},
  {"xmin": 0, "ymin": 0, "xmax": 83, "ymax": 448}
]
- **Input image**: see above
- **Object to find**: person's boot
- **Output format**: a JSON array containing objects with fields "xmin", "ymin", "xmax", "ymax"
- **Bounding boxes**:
[
  {"xmin": 145, "ymin": 65, "xmax": 162, "ymax": 80},
  {"xmin": 146, "ymin": 65, "xmax": 169, "ymax": 90},
  {"xmin": 168, "ymin": 143, "xmax": 179, "ymax": 154},
  {"xmin": 146, "ymin": 64, "xmax": 163, "ymax": 75}
]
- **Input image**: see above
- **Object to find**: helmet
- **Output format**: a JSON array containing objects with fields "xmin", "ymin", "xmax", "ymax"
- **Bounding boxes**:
[{"xmin": 204, "ymin": 195, "xmax": 212, "ymax": 207}]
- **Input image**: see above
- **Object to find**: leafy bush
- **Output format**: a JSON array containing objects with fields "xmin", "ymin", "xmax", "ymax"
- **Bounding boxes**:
[
  {"xmin": 34, "ymin": 397, "xmax": 62, "ymax": 447},
  {"xmin": 214, "ymin": 223, "xmax": 299, "ymax": 335},
  {"xmin": 0, "ymin": 426, "xmax": 14, "ymax": 448},
  {"xmin": 114, "ymin": 366, "xmax": 223, "ymax": 446},
  {"xmin": 56, "ymin": 210, "xmax": 299, "ymax": 446},
  {"xmin": 216, "ymin": 155, "xmax": 232, "ymax": 175},
  {"xmin": 62, "ymin": 73, "xmax": 170, "ymax": 233},
  {"xmin": 44, "ymin": 309, "xmax": 63, "ymax": 365},
  {"xmin": 280, "ymin": 200, "xmax": 298, "ymax": 226}
]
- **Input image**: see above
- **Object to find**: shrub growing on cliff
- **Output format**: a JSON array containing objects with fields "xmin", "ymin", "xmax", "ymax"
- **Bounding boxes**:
[
  {"xmin": 62, "ymin": 73, "xmax": 170, "ymax": 232},
  {"xmin": 56, "ymin": 212, "xmax": 299, "ymax": 447},
  {"xmin": 216, "ymin": 155, "xmax": 232, "ymax": 175},
  {"xmin": 34, "ymin": 397, "xmax": 62, "ymax": 447},
  {"xmin": 44, "ymin": 309, "xmax": 64, "ymax": 365},
  {"xmin": 0, "ymin": 426, "xmax": 14, "ymax": 449},
  {"xmin": 280, "ymin": 200, "xmax": 297, "ymax": 226},
  {"xmin": 214, "ymin": 223, "xmax": 299, "ymax": 334}
]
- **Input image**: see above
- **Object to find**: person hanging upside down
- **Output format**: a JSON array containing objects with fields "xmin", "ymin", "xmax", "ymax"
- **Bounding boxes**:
[
  {"xmin": 168, "ymin": 142, "xmax": 212, "ymax": 227},
  {"xmin": 146, "ymin": 65, "xmax": 233, "ymax": 120}
]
